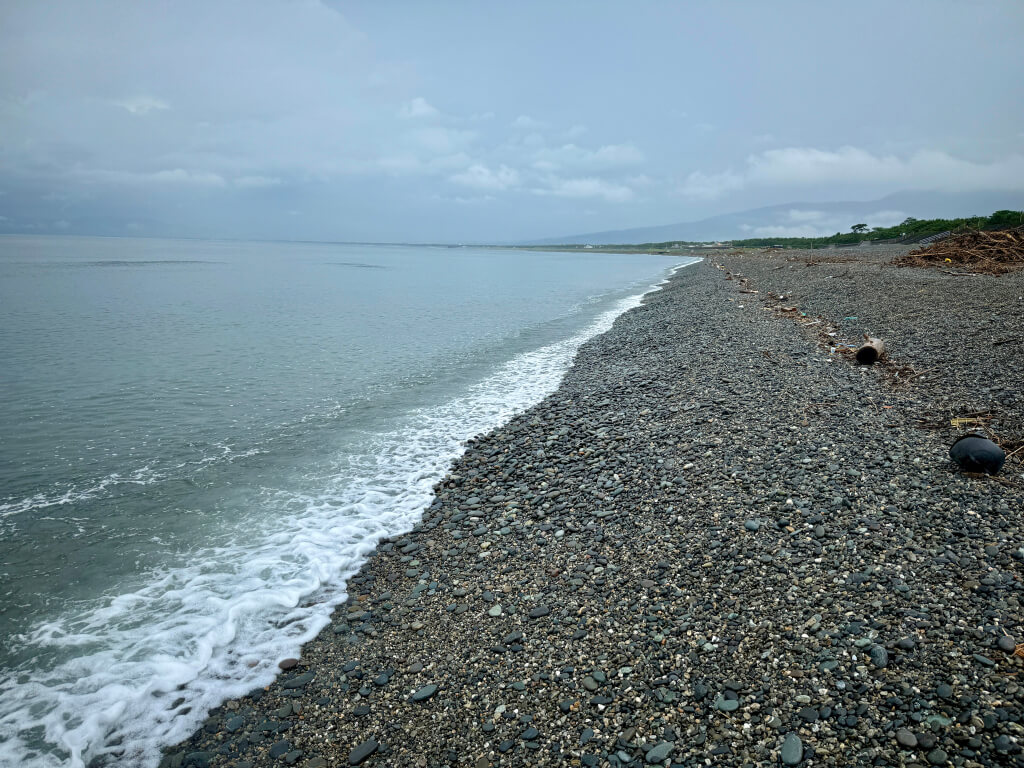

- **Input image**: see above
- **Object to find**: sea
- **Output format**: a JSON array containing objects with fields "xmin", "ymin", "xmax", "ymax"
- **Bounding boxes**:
[{"xmin": 0, "ymin": 235, "xmax": 695, "ymax": 767}]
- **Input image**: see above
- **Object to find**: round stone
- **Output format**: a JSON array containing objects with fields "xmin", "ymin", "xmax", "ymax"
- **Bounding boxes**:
[
  {"xmin": 896, "ymin": 729, "xmax": 918, "ymax": 748},
  {"xmin": 715, "ymin": 696, "xmax": 739, "ymax": 712},
  {"xmin": 781, "ymin": 732, "xmax": 802, "ymax": 765}
]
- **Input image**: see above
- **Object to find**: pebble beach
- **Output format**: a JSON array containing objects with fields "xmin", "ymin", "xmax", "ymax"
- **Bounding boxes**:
[{"xmin": 165, "ymin": 247, "xmax": 1024, "ymax": 768}]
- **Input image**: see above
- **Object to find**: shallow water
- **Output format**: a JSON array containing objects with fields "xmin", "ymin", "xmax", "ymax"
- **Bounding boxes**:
[{"xmin": 0, "ymin": 235, "xmax": 693, "ymax": 767}]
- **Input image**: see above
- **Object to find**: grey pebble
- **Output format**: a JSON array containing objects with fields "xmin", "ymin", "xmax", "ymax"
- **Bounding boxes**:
[
  {"xmin": 781, "ymin": 732, "xmax": 802, "ymax": 765},
  {"xmin": 410, "ymin": 684, "xmax": 438, "ymax": 702},
  {"xmin": 348, "ymin": 739, "xmax": 378, "ymax": 765}
]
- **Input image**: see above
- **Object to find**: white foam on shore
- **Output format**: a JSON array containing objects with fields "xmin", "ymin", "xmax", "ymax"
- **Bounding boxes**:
[{"xmin": 0, "ymin": 259, "xmax": 698, "ymax": 768}]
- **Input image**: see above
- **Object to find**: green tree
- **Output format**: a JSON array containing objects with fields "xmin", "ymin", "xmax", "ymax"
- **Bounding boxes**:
[{"xmin": 851, "ymin": 223, "xmax": 868, "ymax": 233}]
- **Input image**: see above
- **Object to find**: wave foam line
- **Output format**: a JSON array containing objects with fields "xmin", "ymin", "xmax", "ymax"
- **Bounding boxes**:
[{"xmin": 0, "ymin": 259, "xmax": 697, "ymax": 768}]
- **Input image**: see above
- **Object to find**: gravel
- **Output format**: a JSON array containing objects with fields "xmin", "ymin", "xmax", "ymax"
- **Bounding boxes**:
[{"xmin": 163, "ymin": 250, "xmax": 1024, "ymax": 767}]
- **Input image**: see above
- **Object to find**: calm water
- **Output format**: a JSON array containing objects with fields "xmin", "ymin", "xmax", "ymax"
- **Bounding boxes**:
[{"xmin": 0, "ymin": 235, "xmax": 693, "ymax": 766}]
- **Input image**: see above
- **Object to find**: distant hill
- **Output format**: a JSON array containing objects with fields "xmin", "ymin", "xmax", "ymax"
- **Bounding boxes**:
[{"xmin": 525, "ymin": 190, "xmax": 1024, "ymax": 245}]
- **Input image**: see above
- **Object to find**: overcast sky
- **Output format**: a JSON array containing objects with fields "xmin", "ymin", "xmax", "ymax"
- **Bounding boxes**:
[{"xmin": 1, "ymin": 1, "xmax": 1022, "ymax": 242}]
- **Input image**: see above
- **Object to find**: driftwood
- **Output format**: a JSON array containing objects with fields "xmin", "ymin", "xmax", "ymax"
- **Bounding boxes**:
[
  {"xmin": 855, "ymin": 335, "xmax": 886, "ymax": 365},
  {"xmin": 893, "ymin": 227, "xmax": 1024, "ymax": 274}
]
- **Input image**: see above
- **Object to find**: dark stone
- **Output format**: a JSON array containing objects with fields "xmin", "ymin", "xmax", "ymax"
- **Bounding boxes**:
[
  {"xmin": 949, "ymin": 434, "xmax": 1005, "ymax": 475},
  {"xmin": 349, "ymin": 739, "xmax": 378, "ymax": 765},
  {"xmin": 269, "ymin": 740, "xmax": 290, "ymax": 759},
  {"xmin": 645, "ymin": 741, "xmax": 673, "ymax": 763},
  {"xmin": 283, "ymin": 672, "xmax": 314, "ymax": 689},
  {"xmin": 869, "ymin": 645, "xmax": 889, "ymax": 669},
  {"xmin": 410, "ymin": 684, "xmax": 438, "ymax": 702},
  {"xmin": 896, "ymin": 729, "xmax": 918, "ymax": 748},
  {"xmin": 529, "ymin": 606, "xmax": 550, "ymax": 618},
  {"xmin": 798, "ymin": 706, "xmax": 818, "ymax": 722}
]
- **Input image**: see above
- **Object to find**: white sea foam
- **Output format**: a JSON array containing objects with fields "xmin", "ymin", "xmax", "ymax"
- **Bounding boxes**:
[{"xmin": 0, "ymin": 259, "xmax": 697, "ymax": 768}]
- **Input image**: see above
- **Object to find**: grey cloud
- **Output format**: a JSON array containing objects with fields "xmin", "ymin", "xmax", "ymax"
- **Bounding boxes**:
[
  {"xmin": 679, "ymin": 147, "xmax": 1024, "ymax": 200},
  {"xmin": 1, "ymin": 0, "xmax": 1022, "ymax": 242}
]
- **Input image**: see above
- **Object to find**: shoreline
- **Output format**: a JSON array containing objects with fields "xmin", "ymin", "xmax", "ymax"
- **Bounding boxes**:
[{"xmin": 165, "ymin": 249, "xmax": 1023, "ymax": 768}]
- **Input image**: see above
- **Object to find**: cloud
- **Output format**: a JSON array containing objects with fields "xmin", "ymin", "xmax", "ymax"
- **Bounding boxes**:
[
  {"xmin": 532, "ymin": 177, "xmax": 635, "ymax": 203},
  {"xmin": 678, "ymin": 169, "xmax": 744, "ymax": 199},
  {"xmin": 78, "ymin": 168, "xmax": 227, "ymax": 186},
  {"xmin": 531, "ymin": 143, "xmax": 645, "ymax": 172},
  {"xmin": 785, "ymin": 209, "xmax": 826, "ymax": 222},
  {"xmin": 449, "ymin": 164, "xmax": 520, "ymax": 191},
  {"xmin": 378, "ymin": 152, "xmax": 471, "ymax": 176},
  {"xmin": 680, "ymin": 146, "xmax": 1024, "ymax": 199},
  {"xmin": 410, "ymin": 125, "xmax": 476, "ymax": 154},
  {"xmin": 150, "ymin": 169, "xmax": 226, "ymax": 186},
  {"xmin": 0, "ymin": 1, "xmax": 381, "ymax": 186},
  {"xmin": 746, "ymin": 209, "xmax": 910, "ymax": 238},
  {"xmin": 234, "ymin": 175, "xmax": 281, "ymax": 189},
  {"xmin": 513, "ymin": 115, "xmax": 542, "ymax": 128},
  {"xmin": 113, "ymin": 96, "xmax": 169, "ymax": 115},
  {"xmin": 399, "ymin": 97, "xmax": 439, "ymax": 119},
  {"xmin": 749, "ymin": 223, "xmax": 834, "ymax": 238},
  {"xmin": 863, "ymin": 210, "xmax": 908, "ymax": 228}
]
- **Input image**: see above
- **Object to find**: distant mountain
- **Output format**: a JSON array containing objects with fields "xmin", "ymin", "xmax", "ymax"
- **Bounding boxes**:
[{"xmin": 525, "ymin": 190, "xmax": 1024, "ymax": 244}]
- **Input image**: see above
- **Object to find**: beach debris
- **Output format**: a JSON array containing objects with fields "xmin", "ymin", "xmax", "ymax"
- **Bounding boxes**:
[
  {"xmin": 894, "ymin": 227, "xmax": 1024, "ymax": 274},
  {"xmin": 949, "ymin": 434, "xmax": 1006, "ymax": 475},
  {"xmin": 855, "ymin": 334, "xmax": 886, "ymax": 364}
]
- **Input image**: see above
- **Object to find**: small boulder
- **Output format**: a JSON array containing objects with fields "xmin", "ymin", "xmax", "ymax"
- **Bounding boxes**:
[{"xmin": 949, "ymin": 434, "xmax": 1005, "ymax": 475}]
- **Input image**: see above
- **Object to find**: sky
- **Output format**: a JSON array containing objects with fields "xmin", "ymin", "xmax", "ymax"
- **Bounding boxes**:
[{"xmin": 1, "ymin": 0, "xmax": 1022, "ymax": 243}]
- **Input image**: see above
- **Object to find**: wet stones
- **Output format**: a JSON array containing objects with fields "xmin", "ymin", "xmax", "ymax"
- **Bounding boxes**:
[
  {"xmin": 896, "ymin": 728, "xmax": 918, "ymax": 748},
  {"xmin": 868, "ymin": 645, "xmax": 889, "ymax": 669},
  {"xmin": 282, "ymin": 672, "xmax": 314, "ymax": 689},
  {"xmin": 781, "ymin": 733, "xmax": 803, "ymax": 765},
  {"xmin": 410, "ymin": 684, "xmax": 438, "ymax": 702},
  {"xmin": 348, "ymin": 739, "xmax": 378, "ymax": 765},
  {"xmin": 645, "ymin": 741, "xmax": 673, "ymax": 763}
]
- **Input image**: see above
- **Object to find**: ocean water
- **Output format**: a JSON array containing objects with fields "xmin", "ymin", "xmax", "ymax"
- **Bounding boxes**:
[{"xmin": 0, "ymin": 235, "xmax": 695, "ymax": 767}]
